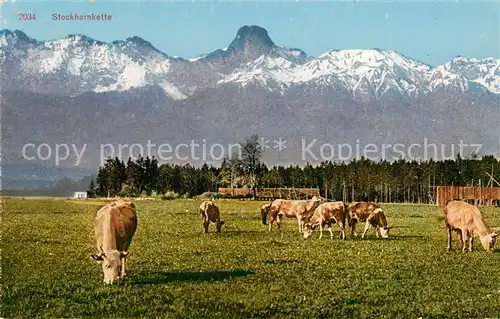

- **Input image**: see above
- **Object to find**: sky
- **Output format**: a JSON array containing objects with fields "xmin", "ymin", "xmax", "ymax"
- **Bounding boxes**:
[{"xmin": 0, "ymin": 0, "xmax": 498, "ymax": 66}]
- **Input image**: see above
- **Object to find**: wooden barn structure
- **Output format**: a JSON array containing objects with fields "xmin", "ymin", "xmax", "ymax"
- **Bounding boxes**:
[
  {"xmin": 218, "ymin": 187, "xmax": 320, "ymax": 200},
  {"xmin": 436, "ymin": 186, "xmax": 500, "ymax": 206}
]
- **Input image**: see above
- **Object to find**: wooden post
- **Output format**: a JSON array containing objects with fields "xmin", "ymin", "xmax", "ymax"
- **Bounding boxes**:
[
  {"xmin": 325, "ymin": 181, "xmax": 328, "ymax": 201},
  {"xmin": 479, "ymin": 179, "xmax": 482, "ymax": 206},
  {"xmin": 343, "ymin": 180, "xmax": 347, "ymax": 203}
]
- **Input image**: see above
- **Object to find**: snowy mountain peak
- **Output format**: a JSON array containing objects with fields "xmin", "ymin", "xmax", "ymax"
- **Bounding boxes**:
[
  {"xmin": 201, "ymin": 25, "xmax": 276, "ymax": 62},
  {"xmin": 201, "ymin": 25, "xmax": 308, "ymax": 65},
  {"xmin": 111, "ymin": 36, "xmax": 170, "ymax": 58},
  {"xmin": 431, "ymin": 56, "xmax": 500, "ymax": 93},
  {"xmin": 122, "ymin": 36, "xmax": 160, "ymax": 51},
  {"xmin": 230, "ymin": 25, "xmax": 275, "ymax": 49},
  {"xmin": 0, "ymin": 29, "xmax": 29, "ymax": 40},
  {"xmin": 0, "ymin": 29, "xmax": 37, "ymax": 46},
  {"xmin": 63, "ymin": 34, "xmax": 104, "ymax": 46},
  {"xmin": 318, "ymin": 49, "xmax": 429, "ymax": 69}
]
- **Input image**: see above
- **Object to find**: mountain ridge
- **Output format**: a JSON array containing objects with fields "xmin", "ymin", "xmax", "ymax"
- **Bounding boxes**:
[
  {"xmin": 1, "ymin": 27, "xmax": 495, "ymax": 68},
  {"xmin": 1, "ymin": 26, "xmax": 498, "ymax": 99}
]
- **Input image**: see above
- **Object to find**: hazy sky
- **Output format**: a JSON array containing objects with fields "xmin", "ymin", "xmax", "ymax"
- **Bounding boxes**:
[{"xmin": 1, "ymin": 1, "xmax": 498, "ymax": 66}]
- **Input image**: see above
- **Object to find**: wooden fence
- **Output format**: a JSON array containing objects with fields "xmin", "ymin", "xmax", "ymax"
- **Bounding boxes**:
[
  {"xmin": 436, "ymin": 186, "xmax": 500, "ymax": 206},
  {"xmin": 218, "ymin": 187, "xmax": 320, "ymax": 200}
]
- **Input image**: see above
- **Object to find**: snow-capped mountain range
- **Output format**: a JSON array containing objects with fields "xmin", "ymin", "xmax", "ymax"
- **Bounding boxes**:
[
  {"xmin": 1, "ymin": 25, "xmax": 498, "ymax": 99},
  {"xmin": 1, "ymin": 25, "xmax": 499, "ymax": 174}
]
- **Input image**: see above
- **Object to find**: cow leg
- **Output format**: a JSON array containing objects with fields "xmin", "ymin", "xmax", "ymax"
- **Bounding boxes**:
[
  {"xmin": 468, "ymin": 236, "xmax": 474, "ymax": 252},
  {"xmin": 361, "ymin": 221, "xmax": 371, "ymax": 239},
  {"xmin": 120, "ymin": 256, "xmax": 127, "ymax": 278},
  {"xmin": 339, "ymin": 222, "xmax": 345, "ymax": 240},
  {"xmin": 297, "ymin": 217, "xmax": 303, "ymax": 233},
  {"xmin": 268, "ymin": 214, "xmax": 275, "ymax": 232},
  {"xmin": 457, "ymin": 230, "xmax": 464, "ymax": 250},
  {"xmin": 319, "ymin": 224, "xmax": 323, "ymax": 239},
  {"xmin": 461, "ymin": 229, "xmax": 468, "ymax": 253},
  {"xmin": 447, "ymin": 227, "xmax": 453, "ymax": 251},
  {"xmin": 350, "ymin": 219, "xmax": 358, "ymax": 237},
  {"xmin": 203, "ymin": 220, "xmax": 210, "ymax": 233},
  {"xmin": 327, "ymin": 223, "xmax": 334, "ymax": 240}
]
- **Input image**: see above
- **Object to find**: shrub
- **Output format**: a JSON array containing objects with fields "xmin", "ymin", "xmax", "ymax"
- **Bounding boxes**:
[
  {"xmin": 195, "ymin": 192, "xmax": 225, "ymax": 200},
  {"xmin": 161, "ymin": 191, "xmax": 180, "ymax": 200},
  {"xmin": 227, "ymin": 193, "xmax": 253, "ymax": 200},
  {"xmin": 120, "ymin": 184, "xmax": 139, "ymax": 197}
]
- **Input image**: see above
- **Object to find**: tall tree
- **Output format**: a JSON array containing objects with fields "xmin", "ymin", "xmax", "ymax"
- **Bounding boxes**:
[
  {"xmin": 88, "ymin": 179, "xmax": 96, "ymax": 198},
  {"xmin": 239, "ymin": 134, "xmax": 263, "ymax": 199}
]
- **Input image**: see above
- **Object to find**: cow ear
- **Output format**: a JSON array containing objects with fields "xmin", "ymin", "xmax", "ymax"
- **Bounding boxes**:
[
  {"xmin": 492, "ymin": 232, "xmax": 499, "ymax": 238},
  {"xmin": 91, "ymin": 253, "xmax": 104, "ymax": 261},
  {"xmin": 121, "ymin": 251, "xmax": 130, "ymax": 258}
]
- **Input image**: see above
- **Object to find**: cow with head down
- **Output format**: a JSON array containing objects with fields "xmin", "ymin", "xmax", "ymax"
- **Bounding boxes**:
[
  {"xmin": 264, "ymin": 196, "xmax": 322, "ymax": 233},
  {"xmin": 444, "ymin": 200, "xmax": 498, "ymax": 252},
  {"xmin": 303, "ymin": 201, "xmax": 348, "ymax": 240},
  {"xmin": 200, "ymin": 200, "xmax": 225, "ymax": 233},
  {"xmin": 348, "ymin": 202, "xmax": 390, "ymax": 239},
  {"xmin": 91, "ymin": 200, "xmax": 137, "ymax": 284}
]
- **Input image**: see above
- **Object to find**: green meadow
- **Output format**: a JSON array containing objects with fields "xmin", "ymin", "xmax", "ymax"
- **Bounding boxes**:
[{"xmin": 2, "ymin": 198, "xmax": 500, "ymax": 318}]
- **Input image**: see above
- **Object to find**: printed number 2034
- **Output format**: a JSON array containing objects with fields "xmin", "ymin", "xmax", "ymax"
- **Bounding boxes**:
[{"xmin": 19, "ymin": 13, "xmax": 36, "ymax": 21}]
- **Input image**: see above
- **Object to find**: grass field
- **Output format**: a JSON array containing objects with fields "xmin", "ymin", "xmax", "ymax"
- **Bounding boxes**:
[{"xmin": 2, "ymin": 198, "xmax": 500, "ymax": 318}]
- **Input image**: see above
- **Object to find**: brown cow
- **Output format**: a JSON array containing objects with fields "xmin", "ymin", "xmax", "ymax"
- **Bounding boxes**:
[
  {"xmin": 265, "ymin": 196, "xmax": 322, "ymax": 232},
  {"xmin": 348, "ymin": 202, "xmax": 389, "ymax": 238},
  {"xmin": 91, "ymin": 200, "xmax": 137, "ymax": 284},
  {"xmin": 303, "ymin": 201, "xmax": 348, "ymax": 240},
  {"xmin": 444, "ymin": 200, "xmax": 498, "ymax": 252},
  {"xmin": 200, "ymin": 200, "xmax": 225, "ymax": 233}
]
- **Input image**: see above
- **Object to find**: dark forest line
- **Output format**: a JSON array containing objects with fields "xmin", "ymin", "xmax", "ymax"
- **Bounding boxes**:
[{"xmin": 90, "ymin": 135, "xmax": 500, "ymax": 204}]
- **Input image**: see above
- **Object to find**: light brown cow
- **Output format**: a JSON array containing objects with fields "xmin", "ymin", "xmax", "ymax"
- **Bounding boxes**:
[
  {"xmin": 264, "ymin": 196, "xmax": 322, "ymax": 232},
  {"xmin": 303, "ymin": 201, "xmax": 348, "ymax": 240},
  {"xmin": 91, "ymin": 200, "xmax": 137, "ymax": 284},
  {"xmin": 348, "ymin": 202, "xmax": 389, "ymax": 238},
  {"xmin": 200, "ymin": 200, "xmax": 225, "ymax": 233},
  {"xmin": 444, "ymin": 200, "xmax": 498, "ymax": 252}
]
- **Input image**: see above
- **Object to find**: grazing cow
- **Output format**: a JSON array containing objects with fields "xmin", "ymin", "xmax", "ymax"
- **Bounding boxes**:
[
  {"xmin": 200, "ymin": 200, "xmax": 225, "ymax": 233},
  {"xmin": 444, "ymin": 200, "xmax": 498, "ymax": 252},
  {"xmin": 91, "ymin": 200, "xmax": 137, "ymax": 284},
  {"xmin": 303, "ymin": 201, "xmax": 348, "ymax": 240},
  {"xmin": 265, "ymin": 196, "xmax": 322, "ymax": 232},
  {"xmin": 260, "ymin": 202, "xmax": 272, "ymax": 225},
  {"xmin": 348, "ymin": 202, "xmax": 390, "ymax": 238}
]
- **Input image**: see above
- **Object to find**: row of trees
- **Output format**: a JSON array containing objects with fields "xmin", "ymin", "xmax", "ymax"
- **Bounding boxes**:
[{"xmin": 90, "ymin": 135, "xmax": 500, "ymax": 203}]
